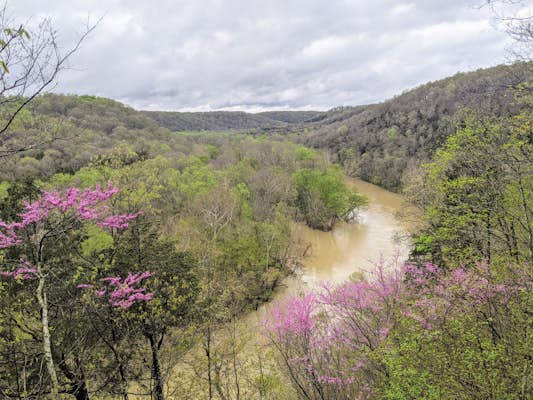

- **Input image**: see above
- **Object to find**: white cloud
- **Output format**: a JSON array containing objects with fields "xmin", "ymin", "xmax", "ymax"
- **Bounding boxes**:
[
  {"xmin": 301, "ymin": 35, "xmax": 355, "ymax": 58},
  {"xmin": 391, "ymin": 3, "xmax": 415, "ymax": 15},
  {"xmin": 9, "ymin": 0, "xmax": 514, "ymax": 111},
  {"xmin": 408, "ymin": 19, "xmax": 492, "ymax": 45}
]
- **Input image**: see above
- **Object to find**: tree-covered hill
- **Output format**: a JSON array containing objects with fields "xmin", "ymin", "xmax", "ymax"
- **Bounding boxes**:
[
  {"xmin": 23, "ymin": 95, "xmax": 324, "ymax": 135},
  {"xmin": 300, "ymin": 62, "xmax": 533, "ymax": 191},
  {"xmin": 0, "ymin": 94, "xmax": 314, "ymax": 181},
  {"xmin": 0, "ymin": 61, "xmax": 531, "ymax": 400},
  {"xmin": 143, "ymin": 110, "xmax": 285, "ymax": 131},
  {"xmin": 256, "ymin": 111, "xmax": 324, "ymax": 124}
]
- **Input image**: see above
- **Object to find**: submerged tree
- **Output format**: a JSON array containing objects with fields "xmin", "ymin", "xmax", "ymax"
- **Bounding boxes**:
[{"xmin": 292, "ymin": 166, "xmax": 366, "ymax": 231}]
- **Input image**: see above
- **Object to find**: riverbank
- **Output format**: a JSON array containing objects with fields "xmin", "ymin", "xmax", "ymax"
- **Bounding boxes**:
[{"xmin": 144, "ymin": 178, "xmax": 420, "ymax": 399}]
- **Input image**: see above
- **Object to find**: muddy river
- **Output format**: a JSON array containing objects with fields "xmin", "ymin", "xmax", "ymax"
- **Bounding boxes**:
[{"xmin": 288, "ymin": 177, "xmax": 418, "ymax": 292}]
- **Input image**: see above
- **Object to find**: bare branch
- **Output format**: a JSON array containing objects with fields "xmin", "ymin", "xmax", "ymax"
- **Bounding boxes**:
[
  {"xmin": 481, "ymin": 0, "xmax": 533, "ymax": 59},
  {"xmin": 0, "ymin": 5, "xmax": 99, "ymax": 144}
]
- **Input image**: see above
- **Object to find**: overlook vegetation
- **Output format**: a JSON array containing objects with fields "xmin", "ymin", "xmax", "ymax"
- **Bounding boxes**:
[
  {"xmin": 0, "ymin": 131, "xmax": 365, "ymax": 399},
  {"xmin": 266, "ymin": 83, "xmax": 533, "ymax": 400},
  {"xmin": 143, "ymin": 110, "xmax": 323, "ymax": 132},
  {"xmin": 0, "ymin": 59, "xmax": 531, "ymax": 399},
  {"xmin": 0, "ymin": 2, "xmax": 531, "ymax": 398},
  {"xmin": 1, "ymin": 62, "xmax": 531, "ymax": 192}
]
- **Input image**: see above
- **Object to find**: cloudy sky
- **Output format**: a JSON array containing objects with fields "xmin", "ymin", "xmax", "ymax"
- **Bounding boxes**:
[{"xmin": 9, "ymin": 0, "xmax": 525, "ymax": 111}]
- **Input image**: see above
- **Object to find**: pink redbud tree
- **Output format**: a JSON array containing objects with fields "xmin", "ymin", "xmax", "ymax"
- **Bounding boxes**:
[
  {"xmin": 264, "ymin": 257, "xmax": 525, "ymax": 400},
  {"xmin": 0, "ymin": 183, "xmax": 150, "ymax": 396},
  {"xmin": 264, "ymin": 257, "xmax": 403, "ymax": 400}
]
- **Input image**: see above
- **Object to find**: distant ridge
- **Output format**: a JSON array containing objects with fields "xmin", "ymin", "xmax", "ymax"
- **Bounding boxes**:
[{"xmin": 142, "ymin": 110, "xmax": 324, "ymax": 131}]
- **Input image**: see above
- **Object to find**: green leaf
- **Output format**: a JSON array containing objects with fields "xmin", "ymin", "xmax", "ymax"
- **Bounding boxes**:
[{"xmin": 0, "ymin": 60, "xmax": 9, "ymax": 73}]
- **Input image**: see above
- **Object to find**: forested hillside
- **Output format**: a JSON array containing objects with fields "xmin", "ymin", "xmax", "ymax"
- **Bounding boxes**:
[
  {"xmin": 1, "ymin": 94, "xmax": 169, "ymax": 180},
  {"xmin": 0, "ymin": 133, "xmax": 365, "ymax": 398},
  {"xmin": 0, "ymin": 94, "xmax": 326, "ymax": 181},
  {"xmin": 263, "ymin": 81, "xmax": 533, "ymax": 400},
  {"xmin": 1, "ymin": 0, "xmax": 532, "ymax": 397},
  {"xmin": 301, "ymin": 62, "xmax": 533, "ymax": 190}
]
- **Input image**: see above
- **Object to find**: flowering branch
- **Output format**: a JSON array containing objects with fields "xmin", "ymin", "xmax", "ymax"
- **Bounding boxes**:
[{"xmin": 78, "ymin": 271, "xmax": 154, "ymax": 309}]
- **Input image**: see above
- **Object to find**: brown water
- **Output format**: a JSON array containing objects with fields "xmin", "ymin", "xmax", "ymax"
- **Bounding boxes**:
[
  {"xmin": 240, "ymin": 177, "xmax": 418, "ymax": 342},
  {"xmin": 250, "ymin": 177, "xmax": 419, "ymax": 316},
  {"xmin": 291, "ymin": 178, "xmax": 417, "ymax": 288}
]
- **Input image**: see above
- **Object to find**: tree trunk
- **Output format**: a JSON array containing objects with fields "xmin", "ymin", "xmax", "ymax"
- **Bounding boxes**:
[
  {"xmin": 73, "ymin": 383, "xmax": 90, "ymax": 400},
  {"xmin": 118, "ymin": 361, "xmax": 130, "ymax": 400},
  {"xmin": 231, "ymin": 316, "xmax": 240, "ymax": 400},
  {"xmin": 148, "ymin": 333, "xmax": 164, "ymax": 400},
  {"xmin": 205, "ymin": 326, "xmax": 213, "ymax": 400},
  {"xmin": 111, "ymin": 325, "xmax": 130, "ymax": 400},
  {"xmin": 36, "ymin": 273, "xmax": 59, "ymax": 396},
  {"xmin": 110, "ymin": 324, "xmax": 130, "ymax": 400},
  {"xmin": 213, "ymin": 363, "xmax": 227, "ymax": 400},
  {"xmin": 59, "ymin": 354, "xmax": 90, "ymax": 400},
  {"xmin": 72, "ymin": 355, "xmax": 90, "ymax": 400}
]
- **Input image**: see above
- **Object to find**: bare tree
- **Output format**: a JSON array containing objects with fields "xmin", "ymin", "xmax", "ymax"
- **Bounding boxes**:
[
  {"xmin": 0, "ymin": 4, "xmax": 97, "ymax": 149},
  {"xmin": 483, "ymin": 0, "xmax": 533, "ymax": 59}
]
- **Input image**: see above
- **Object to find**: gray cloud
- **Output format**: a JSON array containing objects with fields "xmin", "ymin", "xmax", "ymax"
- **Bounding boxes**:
[{"xmin": 11, "ymin": 0, "xmax": 516, "ymax": 111}]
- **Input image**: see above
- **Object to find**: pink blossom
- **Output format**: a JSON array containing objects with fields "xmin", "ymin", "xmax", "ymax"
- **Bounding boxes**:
[
  {"xmin": 0, "ymin": 266, "xmax": 38, "ymax": 280},
  {"xmin": 101, "ymin": 276, "xmax": 122, "ymax": 286},
  {"xmin": 0, "ymin": 259, "xmax": 38, "ymax": 280},
  {"xmin": 263, "ymin": 256, "xmax": 405, "ymax": 399},
  {"xmin": 0, "ymin": 182, "xmax": 140, "ymax": 252},
  {"xmin": 265, "ymin": 293, "xmax": 316, "ymax": 338},
  {"xmin": 77, "ymin": 284, "xmax": 93, "ymax": 289},
  {"xmin": 80, "ymin": 271, "xmax": 154, "ymax": 309},
  {"xmin": 263, "ymin": 256, "xmax": 529, "ymax": 399},
  {"xmin": 96, "ymin": 212, "xmax": 143, "ymax": 229}
]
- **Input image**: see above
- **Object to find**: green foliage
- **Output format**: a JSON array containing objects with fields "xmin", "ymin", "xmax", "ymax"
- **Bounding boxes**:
[
  {"xmin": 295, "ymin": 145, "xmax": 316, "ymax": 161},
  {"xmin": 391, "ymin": 90, "xmax": 533, "ymax": 399},
  {"xmin": 0, "ymin": 181, "xmax": 9, "ymax": 200},
  {"xmin": 293, "ymin": 166, "xmax": 367, "ymax": 230},
  {"xmin": 386, "ymin": 126, "xmax": 398, "ymax": 140},
  {"xmin": 81, "ymin": 224, "xmax": 114, "ymax": 257},
  {"xmin": 0, "ymin": 178, "xmax": 40, "ymax": 221},
  {"xmin": 381, "ymin": 336, "xmax": 440, "ymax": 400},
  {"xmin": 5, "ymin": 65, "xmax": 530, "ymax": 398},
  {"xmin": 176, "ymin": 157, "xmax": 219, "ymax": 204},
  {"xmin": 232, "ymin": 182, "xmax": 253, "ymax": 219},
  {"xmin": 381, "ymin": 283, "xmax": 533, "ymax": 400},
  {"xmin": 412, "ymin": 110, "xmax": 533, "ymax": 266}
]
